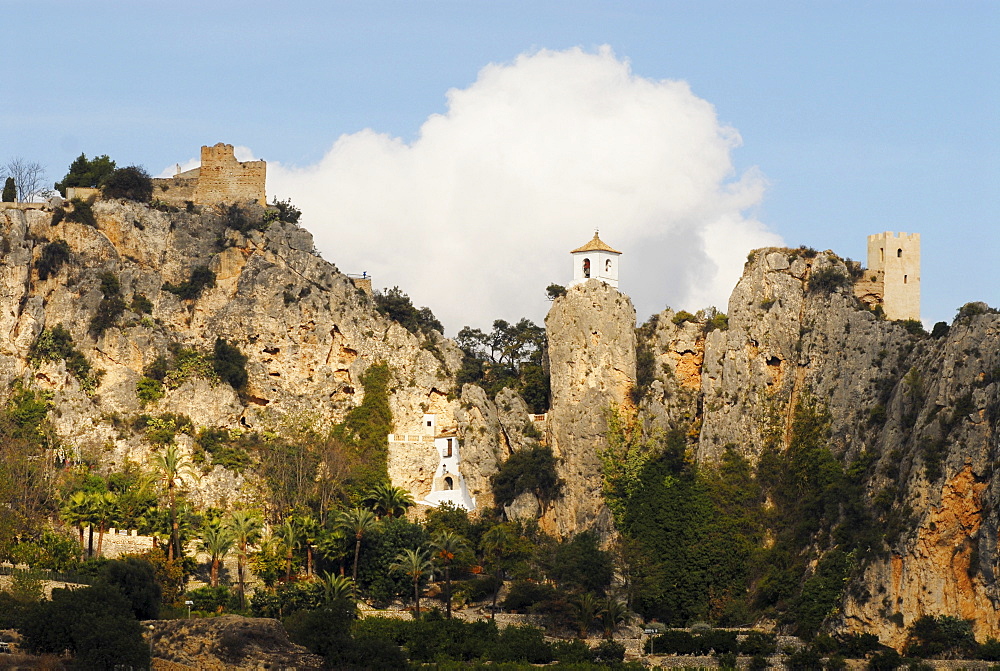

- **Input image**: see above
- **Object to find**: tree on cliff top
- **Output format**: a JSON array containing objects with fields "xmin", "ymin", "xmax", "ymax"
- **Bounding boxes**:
[
  {"xmin": 54, "ymin": 153, "xmax": 116, "ymax": 196},
  {"xmin": 102, "ymin": 166, "xmax": 153, "ymax": 202}
]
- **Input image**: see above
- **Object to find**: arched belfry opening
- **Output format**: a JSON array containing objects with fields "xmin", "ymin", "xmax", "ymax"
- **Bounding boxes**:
[{"xmin": 569, "ymin": 232, "xmax": 621, "ymax": 289}]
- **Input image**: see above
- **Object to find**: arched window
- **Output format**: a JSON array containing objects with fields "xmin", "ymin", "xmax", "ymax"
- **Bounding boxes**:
[
  {"xmin": 444, "ymin": 476, "xmax": 454, "ymax": 491},
  {"xmin": 583, "ymin": 258, "xmax": 590, "ymax": 278},
  {"xmin": 605, "ymin": 259, "xmax": 612, "ymax": 272},
  {"xmin": 897, "ymin": 248, "xmax": 903, "ymax": 258}
]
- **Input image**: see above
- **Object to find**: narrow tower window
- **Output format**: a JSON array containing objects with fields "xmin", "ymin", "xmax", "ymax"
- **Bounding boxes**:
[
  {"xmin": 880, "ymin": 248, "xmax": 885, "ymax": 263},
  {"xmin": 583, "ymin": 258, "xmax": 590, "ymax": 278},
  {"xmin": 445, "ymin": 438, "xmax": 453, "ymax": 458},
  {"xmin": 897, "ymin": 248, "xmax": 903, "ymax": 258},
  {"xmin": 606, "ymin": 259, "xmax": 612, "ymax": 272},
  {"xmin": 904, "ymin": 275, "xmax": 908, "ymax": 284}
]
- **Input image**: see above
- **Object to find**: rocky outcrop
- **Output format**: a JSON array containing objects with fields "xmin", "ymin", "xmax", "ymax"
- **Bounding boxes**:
[
  {"xmin": 0, "ymin": 202, "xmax": 463, "ymax": 507},
  {"xmin": 147, "ymin": 616, "xmax": 323, "ymax": 669},
  {"xmin": 542, "ymin": 279, "xmax": 636, "ymax": 538},
  {"xmin": 636, "ymin": 247, "xmax": 1000, "ymax": 645}
]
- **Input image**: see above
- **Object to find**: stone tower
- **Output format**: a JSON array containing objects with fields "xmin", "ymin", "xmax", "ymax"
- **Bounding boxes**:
[
  {"xmin": 863, "ymin": 232, "xmax": 921, "ymax": 321},
  {"xmin": 569, "ymin": 232, "xmax": 621, "ymax": 288}
]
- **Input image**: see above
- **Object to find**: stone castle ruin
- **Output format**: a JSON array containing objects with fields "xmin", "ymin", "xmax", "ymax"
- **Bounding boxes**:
[
  {"xmin": 152, "ymin": 143, "xmax": 266, "ymax": 207},
  {"xmin": 854, "ymin": 231, "xmax": 921, "ymax": 321}
]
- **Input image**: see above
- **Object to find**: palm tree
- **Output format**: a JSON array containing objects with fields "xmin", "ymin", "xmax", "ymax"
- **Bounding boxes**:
[
  {"xmin": 274, "ymin": 518, "xmax": 302, "ymax": 582},
  {"xmin": 480, "ymin": 524, "xmax": 515, "ymax": 619},
  {"xmin": 226, "ymin": 509, "xmax": 262, "ymax": 608},
  {"xmin": 92, "ymin": 491, "xmax": 119, "ymax": 557},
  {"xmin": 431, "ymin": 530, "xmax": 470, "ymax": 618},
  {"xmin": 390, "ymin": 547, "xmax": 433, "ymax": 617},
  {"xmin": 295, "ymin": 515, "xmax": 320, "ymax": 577},
  {"xmin": 320, "ymin": 571, "xmax": 356, "ymax": 605},
  {"xmin": 599, "ymin": 597, "xmax": 631, "ymax": 640},
  {"xmin": 571, "ymin": 592, "xmax": 606, "ymax": 639},
  {"xmin": 61, "ymin": 491, "xmax": 95, "ymax": 560},
  {"xmin": 198, "ymin": 522, "xmax": 235, "ymax": 588},
  {"xmin": 336, "ymin": 507, "xmax": 377, "ymax": 585},
  {"xmin": 149, "ymin": 444, "xmax": 198, "ymax": 561},
  {"xmin": 362, "ymin": 482, "xmax": 415, "ymax": 519}
]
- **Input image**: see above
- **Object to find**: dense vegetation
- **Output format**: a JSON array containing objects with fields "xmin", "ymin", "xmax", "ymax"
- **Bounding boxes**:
[
  {"xmin": 373, "ymin": 286, "xmax": 443, "ymax": 335},
  {"xmin": 455, "ymin": 318, "xmax": 550, "ymax": 413}
]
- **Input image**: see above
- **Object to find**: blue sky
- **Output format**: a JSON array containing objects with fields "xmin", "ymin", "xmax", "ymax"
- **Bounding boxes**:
[{"xmin": 3, "ymin": 1, "xmax": 997, "ymax": 331}]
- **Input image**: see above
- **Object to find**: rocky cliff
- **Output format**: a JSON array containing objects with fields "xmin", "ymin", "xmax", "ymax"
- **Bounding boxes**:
[
  {"xmin": 0, "ymin": 201, "xmax": 464, "ymax": 509},
  {"xmin": 639, "ymin": 248, "xmax": 1000, "ymax": 645}
]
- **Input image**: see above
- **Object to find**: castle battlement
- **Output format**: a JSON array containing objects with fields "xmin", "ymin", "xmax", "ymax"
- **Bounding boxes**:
[{"xmin": 152, "ymin": 143, "xmax": 266, "ymax": 208}]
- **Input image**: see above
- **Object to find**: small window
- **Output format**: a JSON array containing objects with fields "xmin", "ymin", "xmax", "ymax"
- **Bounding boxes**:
[
  {"xmin": 444, "ymin": 476, "xmax": 454, "ymax": 491},
  {"xmin": 583, "ymin": 258, "xmax": 591, "ymax": 278},
  {"xmin": 605, "ymin": 259, "xmax": 612, "ymax": 272},
  {"xmin": 897, "ymin": 248, "xmax": 903, "ymax": 258},
  {"xmin": 445, "ymin": 438, "xmax": 453, "ymax": 458},
  {"xmin": 426, "ymin": 420, "xmax": 432, "ymax": 427},
  {"xmin": 880, "ymin": 248, "xmax": 885, "ymax": 263},
  {"xmin": 904, "ymin": 275, "xmax": 907, "ymax": 284}
]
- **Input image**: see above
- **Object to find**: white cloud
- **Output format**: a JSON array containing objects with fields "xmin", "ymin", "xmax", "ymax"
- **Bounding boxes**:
[{"xmin": 268, "ymin": 46, "xmax": 782, "ymax": 333}]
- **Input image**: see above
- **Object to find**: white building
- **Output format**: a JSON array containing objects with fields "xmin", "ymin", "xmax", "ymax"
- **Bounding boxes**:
[
  {"xmin": 419, "ymin": 414, "xmax": 476, "ymax": 511},
  {"xmin": 569, "ymin": 232, "xmax": 621, "ymax": 288}
]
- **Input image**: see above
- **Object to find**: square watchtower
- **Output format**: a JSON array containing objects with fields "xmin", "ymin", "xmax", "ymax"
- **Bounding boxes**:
[{"xmin": 865, "ymin": 232, "xmax": 920, "ymax": 322}]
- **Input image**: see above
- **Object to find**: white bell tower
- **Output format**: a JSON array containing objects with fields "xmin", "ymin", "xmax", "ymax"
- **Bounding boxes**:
[{"xmin": 569, "ymin": 231, "xmax": 621, "ymax": 288}]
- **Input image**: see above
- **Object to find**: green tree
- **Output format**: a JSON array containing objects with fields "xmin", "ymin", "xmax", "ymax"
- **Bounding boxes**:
[
  {"xmin": 2, "ymin": 177, "xmax": 15, "ymax": 202},
  {"xmin": 363, "ymin": 482, "xmax": 415, "ymax": 520},
  {"xmin": 390, "ymin": 547, "xmax": 434, "ymax": 617},
  {"xmin": 337, "ymin": 507, "xmax": 377, "ymax": 585},
  {"xmin": 149, "ymin": 444, "xmax": 198, "ymax": 561},
  {"xmin": 212, "ymin": 337, "xmax": 248, "ymax": 391},
  {"xmin": 102, "ymin": 165, "xmax": 153, "ymax": 201},
  {"xmin": 373, "ymin": 286, "xmax": 443, "ymax": 335},
  {"xmin": 455, "ymin": 318, "xmax": 549, "ymax": 412},
  {"xmin": 275, "ymin": 517, "xmax": 303, "ymax": 582},
  {"xmin": 599, "ymin": 597, "xmax": 630, "ymax": 639},
  {"xmin": 91, "ymin": 491, "xmax": 119, "ymax": 558},
  {"xmin": 431, "ymin": 530, "xmax": 471, "ymax": 618},
  {"xmin": 570, "ymin": 592, "xmax": 605, "ymax": 638},
  {"xmin": 55, "ymin": 153, "xmax": 116, "ymax": 196},
  {"xmin": 198, "ymin": 521, "xmax": 235, "ymax": 588},
  {"xmin": 61, "ymin": 490, "xmax": 95, "ymax": 560},
  {"xmin": 225, "ymin": 509, "xmax": 262, "ymax": 608}
]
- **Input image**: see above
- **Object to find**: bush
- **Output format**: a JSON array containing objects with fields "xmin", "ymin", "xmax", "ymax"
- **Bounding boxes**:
[
  {"xmin": 786, "ymin": 645, "xmax": 822, "ymax": 670},
  {"xmin": 740, "ymin": 630, "xmax": 777, "ymax": 655},
  {"xmin": 546, "ymin": 283, "xmax": 567, "ymax": 300},
  {"xmin": 593, "ymin": 639, "xmax": 626, "ymax": 663},
  {"xmin": 136, "ymin": 377, "xmax": 165, "ymax": 403},
  {"xmin": 373, "ymin": 286, "xmax": 443, "ymax": 335},
  {"xmin": 672, "ymin": 310, "xmax": 696, "ymax": 325},
  {"xmin": 131, "ymin": 293, "xmax": 153, "ymax": 314},
  {"xmin": 102, "ymin": 166, "xmax": 153, "ymax": 201},
  {"xmin": 502, "ymin": 581, "xmax": 559, "ymax": 612},
  {"xmin": 163, "ymin": 265, "xmax": 216, "ymax": 300},
  {"xmin": 64, "ymin": 198, "xmax": 97, "ymax": 227},
  {"xmin": 979, "ymin": 637, "xmax": 1000, "ymax": 661},
  {"xmin": 866, "ymin": 649, "xmax": 903, "ymax": 670},
  {"xmin": 222, "ymin": 203, "xmax": 267, "ymax": 233},
  {"xmin": 903, "ymin": 615, "xmax": 976, "ymax": 659},
  {"xmin": 35, "ymin": 239, "xmax": 71, "ymax": 280},
  {"xmin": 809, "ymin": 266, "xmax": 852, "ymax": 294},
  {"xmin": 491, "ymin": 444, "xmax": 563, "ymax": 509},
  {"xmin": 90, "ymin": 271, "xmax": 126, "ymax": 336},
  {"xmin": 212, "ymin": 338, "xmax": 249, "ymax": 391},
  {"xmin": 647, "ymin": 630, "xmax": 696, "ymax": 655},
  {"xmin": 486, "ymin": 624, "xmax": 553, "ymax": 664},
  {"xmin": 271, "ymin": 197, "xmax": 301, "ymax": 223}
]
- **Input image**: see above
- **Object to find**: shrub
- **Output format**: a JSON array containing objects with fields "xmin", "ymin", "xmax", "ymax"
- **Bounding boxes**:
[
  {"xmin": 672, "ymin": 310, "xmax": 696, "ymax": 325},
  {"xmin": 930, "ymin": 321, "xmax": 950, "ymax": 339},
  {"xmin": 90, "ymin": 271, "xmax": 126, "ymax": 336},
  {"xmin": 162, "ymin": 265, "xmax": 215, "ymax": 300},
  {"xmin": 131, "ymin": 293, "xmax": 153, "ymax": 314},
  {"xmin": 64, "ymin": 198, "xmax": 97, "ymax": 227},
  {"xmin": 373, "ymin": 286, "xmax": 443, "ymax": 335},
  {"xmin": 271, "ymin": 197, "xmax": 301, "ymax": 223},
  {"xmin": 866, "ymin": 649, "xmax": 903, "ymax": 670},
  {"xmin": 136, "ymin": 377, "xmax": 165, "ymax": 403},
  {"xmin": 222, "ymin": 203, "xmax": 267, "ymax": 233},
  {"xmin": 546, "ymin": 283, "xmax": 567, "ymax": 300},
  {"xmin": 502, "ymin": 581, "xmax": 559, "ymax": 612},
  {"xmin": 486, "ymin": 624, "xmax": 553, "ymax": 664},
  {"xmin": 102, "ymin": 166, "xmax": 153, "ymax": 201},
  {"xmin": 592, "ymin": 639, "xmax": 626, "ymax": 663},
  {"xmin": 35, "ymin": 239, "xmax": 71, "ymax": 280},
  {"xmin": 740, "ymin": 630, "xmax": 777, "ymax": 656},
  {"xmin": 647, "ymin": 630, "xmax": 697, "ymax": 655},
  {"xmin": 903, "ymin": 615, "xmax": 976, "ymax": 659},
  {"xmin": 490, "ymin": 443, "xmax": 563, "ymax": 509},
  {"xmin": 212, "ymin": 338, "xmax": 248, "ymax": 391},
  {"xmin": 979, "ymin": 637, "xmax": 1000, "ymax": 661},
  {"xmin": 809, "ymin": 266, "xmax": 852, "ymax": 294},
  {"xmin": 786, "ymin": 645, "xmax": 822, "ymax": 670}
]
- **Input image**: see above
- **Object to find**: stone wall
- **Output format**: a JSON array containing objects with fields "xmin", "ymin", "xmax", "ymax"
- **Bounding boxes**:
[{"xmin": 193, "ymin": 143, "xmax": 266, "ymax": 206}]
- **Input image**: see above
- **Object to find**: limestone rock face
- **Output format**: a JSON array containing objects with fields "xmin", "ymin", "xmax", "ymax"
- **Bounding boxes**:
[
  {"xmin": 542, "ymin": 280, "xmax": 636, "ymax": 537},
  {"xmin": 638, "ymin": 248, "xmax": 1000, "ymax": 645},
  {"xmin": 0, "ymin": 203, "xmax": 462, "ymax": 507}
]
